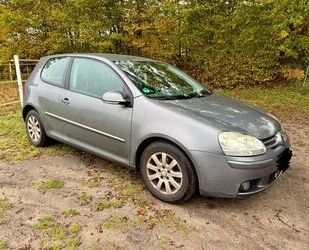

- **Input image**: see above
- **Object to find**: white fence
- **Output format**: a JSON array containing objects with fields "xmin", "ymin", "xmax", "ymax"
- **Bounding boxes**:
[{"xmin": 0, "ymin": 56, "xmax": 39, "ymax": 107}]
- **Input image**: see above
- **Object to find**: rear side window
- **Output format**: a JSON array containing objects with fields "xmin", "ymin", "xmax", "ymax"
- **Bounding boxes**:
[
  {"xmin": 41, "ymin": 57, "xmax": 69, "ymax": 86},
  {"xmin": 69, "ymin": 58, "xmax": 124, "ymax": 98}
]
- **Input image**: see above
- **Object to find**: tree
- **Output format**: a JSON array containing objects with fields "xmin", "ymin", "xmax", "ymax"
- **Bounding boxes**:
[{"xmin": 0, "ymin": 0, "xmax": 308, "ymax": 86}]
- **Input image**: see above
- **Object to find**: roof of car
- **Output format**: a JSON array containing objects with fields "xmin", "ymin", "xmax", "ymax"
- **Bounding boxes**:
[{"xmin": 44, "ymin": 53, "xmax": 155, "ymax": 62}]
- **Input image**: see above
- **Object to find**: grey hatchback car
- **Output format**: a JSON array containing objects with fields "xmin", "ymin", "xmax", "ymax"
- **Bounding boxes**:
[{"xmin": 23, "ymin": 53, "xmax": 292, "ymax": 203}]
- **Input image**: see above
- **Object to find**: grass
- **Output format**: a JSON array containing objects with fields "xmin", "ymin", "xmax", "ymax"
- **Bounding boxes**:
[
  {"xmin": 32, "ymin": 215, "xmax": 67, "ymax": 240},
  {"xmin": 147, "ymin": 209, "xmax": 189, "ymax": 232},
  {"xmin": 104, "ymin": 166, "xmax": 150, "ymax": 208},
  {"xmin": 101, "ymin": 215, "xmax": 124, "ymax": 229},
  {"xmin": 38, "ymin": 239, "xmax": 62, "ymax": 250},
  {"xmin": 99, "ymin": 207, "xmax": 189, "ymax": 233},
  {"xmin": 101, "ymin": 215, "xmax": 137, "ymax": 230},
  {"xmin": 0, "ymin": 197, "xmax": 11, "ymax": 218},
  {"xmin": 0, "ymin": 83, "xmax": 18, "ymax": 105},
  {"xmin": 121, "ymin": 183, "xmax": 143, "ymax": 197},
  {"xmin": 66, "ymin": 237, "xmax": 81, "ymax": 248},
  {"xmin": 220, "ymin": 83, "xmax": 309, "ymax": 116},
  {"xmin": 0, "ymin": 240, "xmax": 7, "ymax": 250},
  {"xmin": 82, "ymin": 176, "xmax": 103, "ymax": 187},
  {"xmin": 76, "ymin": 192, "xmax": 92, "ymax": 206},
  {"xmin": 68, "ymin": 223, "xmax": 81, "ymax": 234},
  {"xmin": 92, "ymin": 198, "xmax": 125, "ymax": 211},
  {"xmin": 32, "ymin": 215, "xmax": 82, "ymax": 249},
  {"xmin": 32, "ymin": 215, "xmax": 55, "ymax": 229},
  {"xmin": 0, "ymin": 110, "xmax": 74, "ymax": 161},
  {"xmin": 34, "ymin": 179, "xmax": 65, "ymax": 191},
  {"xmin": 62, "ymin": 209, "xmax": 80, "ymax": 218},
  {"xmin": 158, "ymin": 235, "xmax": 174, "ymax": 246}
]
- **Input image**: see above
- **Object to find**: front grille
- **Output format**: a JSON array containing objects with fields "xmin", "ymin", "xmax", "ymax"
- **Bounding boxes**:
[{"xmin": 261, "ymin": 133, "xmax": 281, "ymax": 149}]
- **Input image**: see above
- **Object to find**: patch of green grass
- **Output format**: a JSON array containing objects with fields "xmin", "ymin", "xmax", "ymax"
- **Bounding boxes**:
[
  {"xmin": 82, "ymin": 176, "xmax": 103, "ymax": 188},
  {"xmin": 158, "ymin": 235, "xmax": 174, "ymax": 246},
  {"xmin": 146, "ymin": 209, "xmax": 189, "ymax": 233},
  {"xmin": 0, "ymin": 240, "xmax": 7, "ymax": 250},
  {"xmin": 101, "ymin": 215, "xmax": 137, "ymax": 230},
  {"xmin": 76, "ymin": 192, "xmax": 92, "ymax": 206},
  {"xmin": 105, "ymin": 169, "xmax": 151, "ymax": 208},
  {"xmin": 92, "ymin": 198, "xmax": 125, "ymax": 211},
  {"xmin": 39, "ymin": 239, "xmax": 62, "ymax": 250},
  {"xmin": 34, "ymin": 179, "xmax": 64, "ymax": 191},
  {"xmin": 32, "ymin": 215, "xmax": 67, "ymax": 240},
  {"xmin": 101, "ymin": 215, "xmax": 124, "ymax": 230},
  {"xmin": 121, "ymin": 183, "xmax": 143, "ymax": 197},
  {"xmin": 0, "ymin": 197, "xmax": 11, "ymax": 218},
  {"xmin": 134, "ymin": 197, "xmax": 150, "ymax": 208},
  {"xmin": 68, "ymin": 223, "xmax": 81, "ymax": 234},
  {"xmin": 32, "ymin": 215, "xmax": 55, "ymax": 229},
  {"xmin": 66, "ymin": 237, "xmax": 81, "ymax": 248},
  {"xmin": 0, "ymin": 110, "xmax": 75, "ymax": 161},
  {"xmin": 62, "ymin": 209, "xmax": 80, "ymax": 218},
  {"xmin": 33, "ymin": 215, "xmax": 83, "ymax": 249},
  {"xmin": 220, "ymin": 83, "xmax": 309, "ymax": 116},
  {"xmin": 46, "ymin": 226, "xmax": 66, "ymax": 240}
]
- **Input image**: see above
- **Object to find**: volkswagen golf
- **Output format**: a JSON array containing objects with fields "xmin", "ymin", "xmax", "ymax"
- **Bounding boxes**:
[{"xmin": 23, "ymin": 53, "xmax": 292, "ymax": 203}]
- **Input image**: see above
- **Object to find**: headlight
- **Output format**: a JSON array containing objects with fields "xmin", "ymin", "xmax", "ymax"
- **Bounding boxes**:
[{"xmin": 218, "ymin": 132, "xmax": 266, "ymax": 156}]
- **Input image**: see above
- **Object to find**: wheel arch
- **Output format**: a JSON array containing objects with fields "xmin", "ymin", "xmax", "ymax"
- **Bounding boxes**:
[
  {"xmin": 134, "ymin": 136, "xmax": 199, "ymax": 185},
  {"xmin": 22, "ymin": 104, "xmax": 38, "ymax": 121}
]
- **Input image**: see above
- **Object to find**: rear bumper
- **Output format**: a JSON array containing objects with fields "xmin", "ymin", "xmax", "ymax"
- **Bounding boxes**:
[{"xmin": 190, "ymin": 146, "xmax": 292, "ymax": 198}]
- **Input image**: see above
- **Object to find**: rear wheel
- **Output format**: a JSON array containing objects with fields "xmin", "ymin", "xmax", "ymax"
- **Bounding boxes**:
[
  {"xmin": 25, "ymin": 110, "xmax": 48, "ymax": 147},
  {"xmin": 140, "ymin": 141, "xmax": 197, "ymax": 203}
]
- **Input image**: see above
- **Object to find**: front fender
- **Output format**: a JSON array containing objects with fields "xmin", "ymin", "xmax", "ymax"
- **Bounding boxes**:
[{"xmin": 130, "ymin": 96, "xmax": 225, "ymax": 164}]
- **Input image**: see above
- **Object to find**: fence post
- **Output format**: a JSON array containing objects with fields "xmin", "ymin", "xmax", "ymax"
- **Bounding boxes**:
[
  {"xmin": 9, "ymin": 63, "xmax": 13, "ymax": 83},
  {"xmin": 13, "ymin": 55, "xmax": 23, "ymax": 107},
  {"xmin": 304, "ymin": 66, "xmax": 309, "ymax": 87}
]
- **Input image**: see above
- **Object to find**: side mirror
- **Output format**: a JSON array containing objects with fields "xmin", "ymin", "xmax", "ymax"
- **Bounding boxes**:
[{"xmin": 102, "ymin": 91, "xmax": 129, "ymax": 106}]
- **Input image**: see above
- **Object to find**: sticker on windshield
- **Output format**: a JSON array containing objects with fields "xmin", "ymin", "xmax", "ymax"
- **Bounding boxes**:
[{"xmin": 142, "ymin": 87, "xmax": 151, "ymax": 94}]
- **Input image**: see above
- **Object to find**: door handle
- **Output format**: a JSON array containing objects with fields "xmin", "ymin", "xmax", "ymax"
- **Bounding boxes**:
[{"xmin": 61, "ymin": 97, "xmax": 70, "ymax": 104}]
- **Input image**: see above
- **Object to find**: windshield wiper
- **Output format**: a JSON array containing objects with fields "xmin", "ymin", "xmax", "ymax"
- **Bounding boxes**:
[{"xmin": 150, "ymin": 92, "xmax": 208, "ymax": 100}]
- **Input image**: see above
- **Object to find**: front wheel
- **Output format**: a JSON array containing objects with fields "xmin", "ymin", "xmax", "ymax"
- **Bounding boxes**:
[{"xmin": 140, "ymin": 142, "xmax": 197, "ymax": 203}]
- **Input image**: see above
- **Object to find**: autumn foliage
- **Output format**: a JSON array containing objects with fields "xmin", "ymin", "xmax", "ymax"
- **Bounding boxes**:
[{"xmin": 0, "ymin": 0, "xmax": 308, "ymax": 87}]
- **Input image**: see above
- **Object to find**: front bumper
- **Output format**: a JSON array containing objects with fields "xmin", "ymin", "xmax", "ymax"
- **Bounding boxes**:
[{"xmin": 191, "ymin": 146, "xmax": 292, "ymax": 198}]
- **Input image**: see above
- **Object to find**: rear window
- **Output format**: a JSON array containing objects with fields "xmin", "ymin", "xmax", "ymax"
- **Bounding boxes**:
[{"xmin": 41, "ymin": 57, "xmax": 69, "ymax": 86}]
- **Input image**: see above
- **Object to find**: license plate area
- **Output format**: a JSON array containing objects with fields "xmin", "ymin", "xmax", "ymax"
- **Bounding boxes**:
[{"xmin": 277, "ymin": 148, "xmax": 292, "ymax": 172}]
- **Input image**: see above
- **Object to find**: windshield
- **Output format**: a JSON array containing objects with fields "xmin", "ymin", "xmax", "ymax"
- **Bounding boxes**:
[{"xmin": 115, "ymin": 60, "xmax": 212, "ymax": 100}]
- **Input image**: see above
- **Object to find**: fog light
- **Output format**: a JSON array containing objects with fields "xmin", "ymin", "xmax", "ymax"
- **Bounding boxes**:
[{"xmin": 240, "ymin": 181, "xmax": 250, "ymax": 192}]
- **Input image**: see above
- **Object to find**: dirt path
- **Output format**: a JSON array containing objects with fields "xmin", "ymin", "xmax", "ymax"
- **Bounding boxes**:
[{"xmin": 0, "ymin": 118, "xmax": 308, "ymax": 249}]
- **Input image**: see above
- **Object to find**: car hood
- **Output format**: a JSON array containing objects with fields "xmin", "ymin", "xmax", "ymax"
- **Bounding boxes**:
[{"xmin": 160, "ymin": 93, "xmax": 281, "ymax": 139}]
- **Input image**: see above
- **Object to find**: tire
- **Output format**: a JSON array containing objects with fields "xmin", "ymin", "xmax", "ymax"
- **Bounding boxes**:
[
  {"xmin": 25, "ymin": 110, "xmax": 48, "ymax": 147},
  {"xmin": 140, "ymin": 141, "xmax": 197, "ymax": 203}
]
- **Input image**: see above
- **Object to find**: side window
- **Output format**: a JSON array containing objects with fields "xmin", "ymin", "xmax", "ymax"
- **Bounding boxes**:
[
  {"xmin": 41, "ymin": 57, "xmax": 69, "ymax": 86},
  {"xmin": 69, "ymin": 58, "xmax": 124, "ymax": 98}
]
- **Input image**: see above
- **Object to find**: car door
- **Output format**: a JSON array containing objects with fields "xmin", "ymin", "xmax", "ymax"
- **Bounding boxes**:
[
  {"xmin": 38, "ymin": 56, "xmax": 72, "ymax": 141},
  {"xmin": 59, "ymin": 57, "xmax": 133, "ymax": 165}
]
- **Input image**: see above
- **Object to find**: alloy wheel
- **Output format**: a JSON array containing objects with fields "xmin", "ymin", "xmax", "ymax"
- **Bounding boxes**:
[
  {"xmin": 27, "ymin": 115, "xmax": 41, "ymax": 143},
  {"xmin": 146, "ymin": 152, "xmax": 183, "ymax": 195}
]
